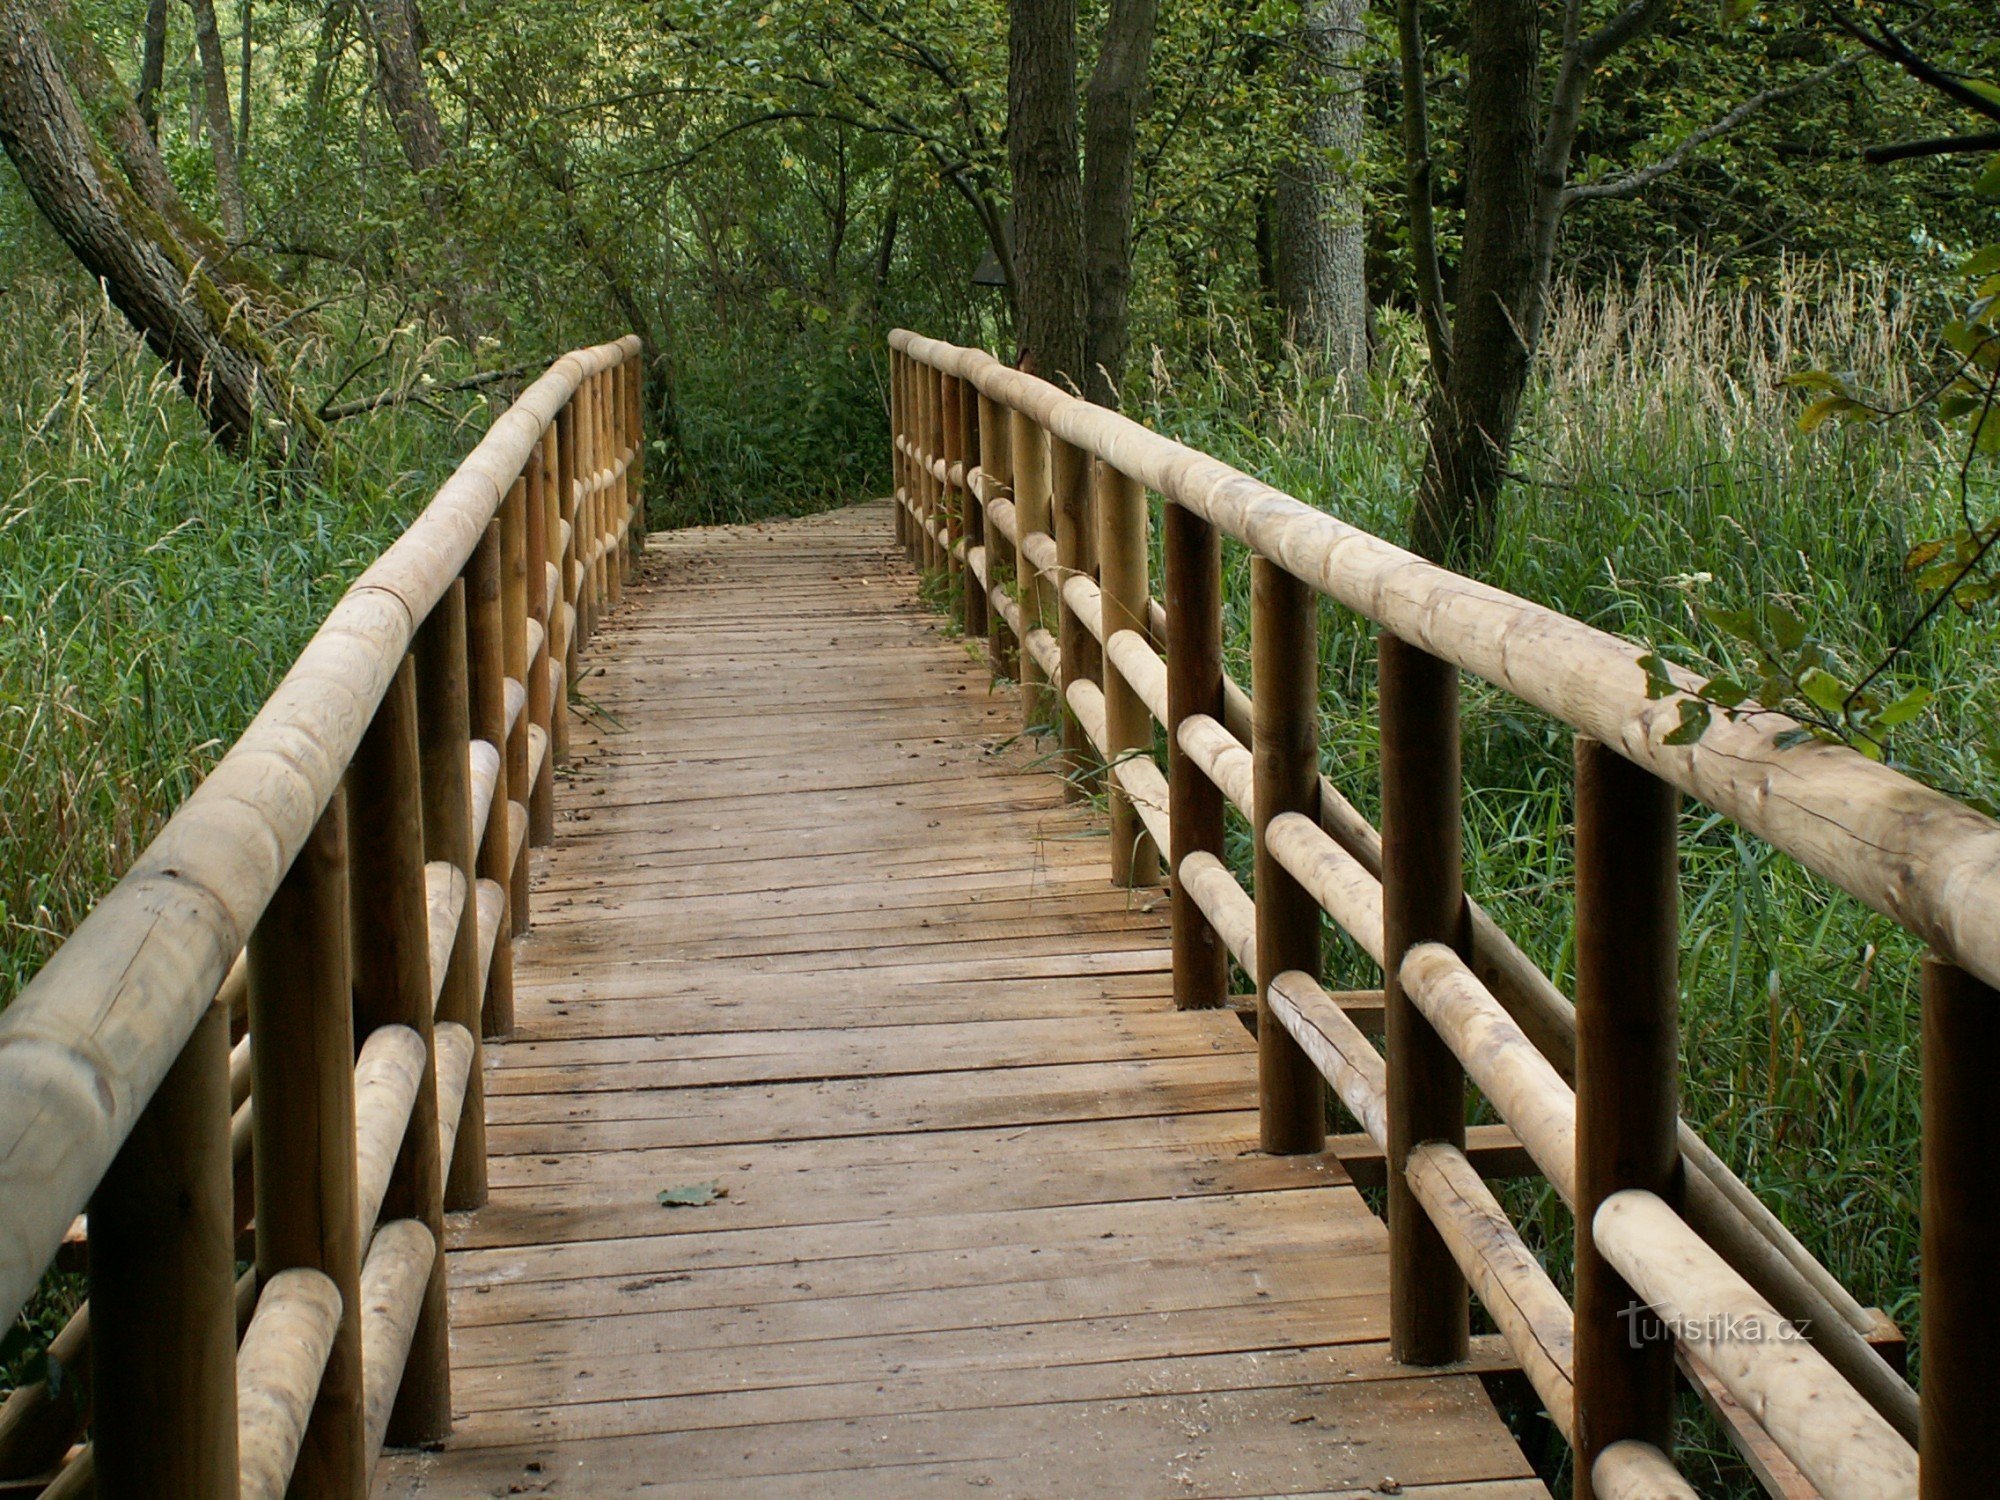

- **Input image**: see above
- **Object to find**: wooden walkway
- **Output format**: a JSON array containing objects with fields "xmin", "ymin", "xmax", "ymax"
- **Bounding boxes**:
[{"xmin": 377, "ymin": 504, "xmax": 1544, "ymax": 1499}]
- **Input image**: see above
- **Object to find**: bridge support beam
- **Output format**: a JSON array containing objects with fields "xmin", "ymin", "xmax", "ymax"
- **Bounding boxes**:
[
  {"xmin": 1251, "ymin": 558, "xmax": 1324, "ymax": 1153},
  {"xmin": 1920, "ymin": 954, "xmax": 2000, "ymax": 1498},
  {"xmin": 1572, "ymin": 736, "xmax": 1681, "ymax": 1498},
  {"xmin": 1380, "ymin": 633, "xmax": 1469, "ymax": 1365}
]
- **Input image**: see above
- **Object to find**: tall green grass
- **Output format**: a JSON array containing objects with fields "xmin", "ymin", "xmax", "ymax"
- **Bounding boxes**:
[
  {"xmin": 0, "ymin": 280, "xmax": 520, "ymax": 1012},
  {"xmin": 0, "ymin": 277, "xmax": 536, "ymax": 1385},
  {"xmin": 1130, "ymin": 259, "xmax": 1987, "ymax": 1493}
]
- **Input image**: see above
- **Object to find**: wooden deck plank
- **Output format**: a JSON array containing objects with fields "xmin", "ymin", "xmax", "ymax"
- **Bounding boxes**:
[{"xmin": 374, "ymin": 504, "xmax": 1542, "ymax": 1498}]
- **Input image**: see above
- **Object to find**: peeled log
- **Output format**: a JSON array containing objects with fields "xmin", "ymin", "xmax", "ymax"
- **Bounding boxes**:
[
  {"xmin": 1593, "ymin": 1190, "xmax": 1916, "ymax": 1500},
  {"xmin": 358, "ymin": 1219, "xmax": 438, "ymax": 1472},
  {"xmin": 236, "ymin": 1268, "xmax": 343, "ymax": 1500}
]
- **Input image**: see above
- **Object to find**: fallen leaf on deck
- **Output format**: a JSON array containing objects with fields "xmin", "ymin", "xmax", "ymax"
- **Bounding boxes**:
[{"xmin": 657, "ymin": 1181, "xmax": 726, "ymax": 1208}]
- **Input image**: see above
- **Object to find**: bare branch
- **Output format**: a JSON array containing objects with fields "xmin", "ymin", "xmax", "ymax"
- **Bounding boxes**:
[
  {"xmin": 1864, "ymin": 129, "xmax": 2000, "ymax": 164},
  {"xmin": 1575, "ymin": 0, "xmax": 1676, "ymax": 69},
  {"xmin": 1564, "ymin": 56, "xmax": 1859, "ymax": 206},
  {"xmin": 1831, "ymin": 12, "xmax": 2000, "ymax": 124}
]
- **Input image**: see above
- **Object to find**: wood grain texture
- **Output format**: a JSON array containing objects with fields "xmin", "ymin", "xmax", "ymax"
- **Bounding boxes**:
[{"xmin": 375, "ymin": 504, "xmax": 1542, "ymax": 1498}]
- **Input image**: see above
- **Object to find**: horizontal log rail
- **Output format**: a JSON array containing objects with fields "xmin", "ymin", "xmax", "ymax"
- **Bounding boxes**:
[
  {"xmin": 890, "ymin": 328, "xmax": 1989, "ymax": 1498},
  {"xmin": 0, "ymin": 337, "xmax": 645, "ymax": 1497}
]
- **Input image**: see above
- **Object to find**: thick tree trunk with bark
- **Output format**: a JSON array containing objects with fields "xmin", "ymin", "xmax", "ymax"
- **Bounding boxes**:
[
  {"xmin": 1007, "ymin": 0, "xmax": 1085, "ymax": 390},
  {"xmin": 0, "ymin": 0, "xmax": 322, "ymax": 455},
  {"xmin": 186, "ymin": 0, "xmax": 246, "ymax": 239},
  {"xmin": 45, "ymin": 0, "xmax": 281, "ymax": 314},
  {"xmin": 1409, "ymin": 0, "xmax": 1539, "ymax": 564},
  {"xmin": 1080, "ymin": 0, "xmax": 1156, "ymax": 408},
  {"xmin": 1273, "ymin": 0, "xmax": 1367, "ymax": 388}
]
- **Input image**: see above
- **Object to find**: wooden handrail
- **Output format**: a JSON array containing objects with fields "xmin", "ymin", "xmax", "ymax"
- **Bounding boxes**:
[
  {"xmin": 889, "ymin": 328, "xmax": 1973, "ymax": 1497},
  {"xmin": 890, "ymin": 328, "xmax": 2000, "ymax": 997},
  {"xmin": 0, "ymin": 334, "xmax": 644, "ymax": 1498}
]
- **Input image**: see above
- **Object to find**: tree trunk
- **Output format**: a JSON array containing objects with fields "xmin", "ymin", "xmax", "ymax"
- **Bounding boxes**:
[
  {"xmin": 0, "ymin": 0, "xmax": 322, "ymax": 455},
  {"xmin": 137, "ymin": 0, "xmax": 167, "ymax": 138},
  {"xmin": 1409, "ymin": 0, "xmax": 1539, "ymax": 565},
  {"xmin": 364, "ymin": 0, "xmax": 485, "ymax": 342},
  {"xmin": 237, "ymin": 0, "xmax": 251, "ymax": 158},
  {"xmin": 367, "ymin": 0, "xmax": 447, "ymax": 179},
  {"xmin": 186, "ymin": 0, "xmax": 246, "ymax": 240},
  {"xmin": 1007, "ymin": 0, "xmax": 1085, "ymax": 390},
  {"xmin": 1080, "ymin": 0, "xmax": 1156, "ymax": 408},
  {"xmin": 47, "ymin": 0, "xmax": 279, "ymax": 311},
  {"xmin": 1273, "ymin": 0, "xmax": 1368, "ymax": 389}
]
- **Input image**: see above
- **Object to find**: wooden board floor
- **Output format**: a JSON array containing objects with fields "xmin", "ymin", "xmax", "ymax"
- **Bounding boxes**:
[{"xmin": 376, "ymin": 503, "xmax": 1546, "ymax": 1499}]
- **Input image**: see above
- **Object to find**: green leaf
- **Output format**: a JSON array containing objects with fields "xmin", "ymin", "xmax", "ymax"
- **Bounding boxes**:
[
  {"xmin": 1765, "ymin": 601, "xmax": 1806, "ymax": 652},
  {"xmin": 1798, "ymin": 668, "xmax": 1848, "ymax": 715},
  {"xmin": 1876, "ymin": 688, "xmax": 1933, "ymax": 729},
  {"xmin": 1982, "ymin": 154, "xmax": 2000, "ymax": 201},
  {"xmin": 1968, "ymin": 245, "xmax": 2000, "ymax": 278},
  {"xmin": 1796, "ymin": 394, "xmax": 1858, "ymax": 432},
  {"xmin": 1906, "ymin": 539, "xmax": 1947, "ymax": 571},
  {"xmin": 1636, "ymin": 653, "xmax": 1676, "ymax": 699},
  {"xmin": 1917, "ymin": 558, "xmax": 1970, "ymax": 593},
  {"xmin": 1701, "ymin": 675, "xmax": 1749, "ymax": 709},
  {"xmin": 658, "ymin": 1181, "xmax": 726, "ymax": 1208},
  {"xmin": 1699, "ymin": 603, "xmax": 1759, "ymax": 639},
  {"xmin": 1663, "ymin": 698, "xmax": 1711, "ymax": 746}
]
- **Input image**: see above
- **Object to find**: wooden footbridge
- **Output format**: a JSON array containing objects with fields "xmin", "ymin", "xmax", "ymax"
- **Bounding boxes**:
[{"xmin": 0, "ymin": 333, "xmax": 1991, "ymax": 1499}]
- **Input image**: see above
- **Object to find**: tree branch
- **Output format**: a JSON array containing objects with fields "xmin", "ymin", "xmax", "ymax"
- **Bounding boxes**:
[
  {"xmin": 1863, "ymin": 129, "xmax": 2000, "ymax": 164},
  {"xmin": 1564, "ymin": 56, "xmax": 1860, "ymax": 206},
  {"xmin": 1396, "ymin": 0, "xmax": 1452, "ymax": 382},
  {"xmin": 1560, "ymin": 57, "xmax": 1856, "ymax": 206},
  {"xmin": 1830, "ymin": 12, "xmax": 2000, "ymax": 124},
  {"xmin": 321, "ymin": 360, "xmax": 537, "ymax": 420}
]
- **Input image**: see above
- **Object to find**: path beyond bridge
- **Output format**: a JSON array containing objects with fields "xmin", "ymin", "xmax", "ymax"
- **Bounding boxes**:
[{"xmin": 377, "ymin": 504, "xmax": 1543, "ymax": 1498}]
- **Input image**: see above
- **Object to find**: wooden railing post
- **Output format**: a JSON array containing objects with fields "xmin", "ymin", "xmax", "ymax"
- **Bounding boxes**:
[
  {"xmin": 976, "ymin": 391, "xmax": 1017, "ymax": 681},
  {"xmin": 891, "ymin": 350, "xmax": 909, "ymax": 556},
  {"xmin": 1919, "ymin": 954, "xmax": 1998, "ymax": 1497},
  {"xmin": 527, "ymin": 438, "xmax": 555, "ymax": 846},
  {"xmin": 1011, "ymin": 409, "xmax": 1055, "ymax": 731},
  {"xmin": 247, "ymin": 791, "xmax": 365, "ymax": 1496},
  {"xmin": 577, "ymin": 376, "xmax": 599, "ymax": 647},
  {"xmin": 501, "ymin": 475, "xmax": 531, "ymax": 937},
  {"xmin": 1572, "ymin": 736, "xmax": 1681, "ymax": 1496},
  {"xmin": 914, "ymin": 360, "xmax": 933, "ymax": 570},
  {"xmin": 467, "ymin": 521, "xmax": 514, "ymax": 1037},
  {"xmin": 1379, "ymin": 632, "xmax": 1469, "ymax": 1364},
  {"xmin": 88, "ymin": 995, "xmax": 236, "ymax": 1497},
  {"xmin": 1165, "ymin": 499, "xmax": 1227, "ymax": 1011},
  {"xmin": 555, "ymin": 397, "xmax": 580, "ymax": 759},
  {"xmin": 940, "ymin": 370, "xmax": 967, "ymax": 627},
  {"xmin": 1252, "ymin": 558, "xmax": 1324, "ymax": 1151},
  {"xmin": 626, "ymin": 356, "xmax": 647, "ymax": 558},
  {"xmin": 1098, "ymin": 461, "xmax": 1157, "ymax": 886},
  {"xmin": 926, "ymin": 364, "xmax": 945, "ymax": 575},
  {"xmin": 961, "ymin": 379, "xmax": 989, "ymax": 644},
  {"xmin": 1051, "ymin": 435, "xmax": 1102, "ymax": 798},
  {"xmin": 346, "ymin": 657, "xmax": 451, "ymax": 1444},
  {"xmin": 414, "ymin": 580, "xmax": 487, "ymax": 1210},
  {"xmin": 606, "ymin": 367, "xmax": 626, "ymax": 606}
]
